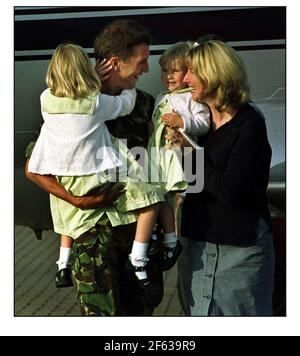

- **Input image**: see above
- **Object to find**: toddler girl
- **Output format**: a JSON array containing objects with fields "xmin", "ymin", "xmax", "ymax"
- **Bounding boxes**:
[{"xmin": 147, "ymin": 41, "xmax": 210, "ymax": 270}]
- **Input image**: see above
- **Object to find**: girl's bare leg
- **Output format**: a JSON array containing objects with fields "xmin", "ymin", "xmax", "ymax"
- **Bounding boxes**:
[
  {"xmin": 159, "ymin": 202, "xmax": 175, "ymax": 234},
  {"xmin": 134, "ymin": 203, "xmax": 162, "ymax": 243},
  {"xmin": 159, "ymin": 202, "xmax": 177, "ymax": 248},
  {"xmin": 60, "ymin": 234, "xmax": 73, "ymax": 248}
]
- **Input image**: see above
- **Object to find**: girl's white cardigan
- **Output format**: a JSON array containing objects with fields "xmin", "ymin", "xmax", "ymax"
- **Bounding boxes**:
[{"xmin": 28, "ymin": 88, "xmax": 136, "ymax": 176}]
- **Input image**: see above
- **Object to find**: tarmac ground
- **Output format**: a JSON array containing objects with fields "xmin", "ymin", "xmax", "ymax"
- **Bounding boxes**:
[{"xmin": 15, "ymin": 225, "xmax": 184, "ymax": 317}]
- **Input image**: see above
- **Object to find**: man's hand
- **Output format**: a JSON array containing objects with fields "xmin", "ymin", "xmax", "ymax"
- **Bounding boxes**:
[
  {"xmin": 161, "ymin": 110, "xmax": 184, "ymax": 129},
  {"xmin": 95, "ymin": 58, "xmax": 113, "ymax": 83},
  {"xmin": 75, "ymin": 182, "xmax": 126, "ymax": 210},
  {"xmin": 164, "ymin": 126, "xmax": 191, "ymax": 150},
  {"xmin": 25, "ymin": 159, "xmax": 125, "ymax": 210}
]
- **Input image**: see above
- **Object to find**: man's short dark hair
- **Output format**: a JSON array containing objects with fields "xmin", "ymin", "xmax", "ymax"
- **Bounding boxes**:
[
  {"xmin": 94, "ymin": 19, "xmax": 152, "ymax": 61},
  {"xmin": 196, "ymin": 34, "xmax": 226, "ymax": 44}
]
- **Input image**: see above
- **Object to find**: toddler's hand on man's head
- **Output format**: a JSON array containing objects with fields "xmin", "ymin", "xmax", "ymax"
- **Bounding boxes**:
[{"xmin": 95, "ymin": 58, "xmax": 113, "ymax": 83}]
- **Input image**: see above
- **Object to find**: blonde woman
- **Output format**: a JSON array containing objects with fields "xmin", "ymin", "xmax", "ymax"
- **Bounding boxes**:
[
  {"xmin": 28, "ymin": 43, "xmax": 167, "ymax": 297},
  {"xmin": 167, "ymin": 40, "xmax": 275, "ymax": 316}
]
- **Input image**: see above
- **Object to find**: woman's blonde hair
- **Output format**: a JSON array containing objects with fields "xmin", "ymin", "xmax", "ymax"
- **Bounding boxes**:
[
  {"xmin": 187, "ymin": 40, "xmax": 250, "ymax": 112},
  {"xmin": 46, "ymin": 43, "xmax": 101, "ymax": 98},
  {"xmin": 159, "ymin": 41, "xmax": 193, "ymax": 68}
]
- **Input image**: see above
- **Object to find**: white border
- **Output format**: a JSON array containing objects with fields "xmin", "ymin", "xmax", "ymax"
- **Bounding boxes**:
[{"xmin": 3, "ymin": 0, "xmax": 298, "ymax": 337}]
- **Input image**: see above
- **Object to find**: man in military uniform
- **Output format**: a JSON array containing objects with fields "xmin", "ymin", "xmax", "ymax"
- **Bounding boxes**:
[{"xmin": 25, "ymin": 19, "xmax": 164, "ymax": 316}]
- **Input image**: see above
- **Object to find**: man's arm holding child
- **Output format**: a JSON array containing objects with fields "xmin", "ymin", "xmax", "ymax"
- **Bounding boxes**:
[{"xmin": 25, "ymin": 159, "xmax": 124, "ymax": 210}]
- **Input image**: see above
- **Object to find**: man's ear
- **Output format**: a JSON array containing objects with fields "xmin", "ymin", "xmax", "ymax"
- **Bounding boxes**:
[{"xmin": 110, "ymin": 56, "xmax": 121, "ymax": 72}]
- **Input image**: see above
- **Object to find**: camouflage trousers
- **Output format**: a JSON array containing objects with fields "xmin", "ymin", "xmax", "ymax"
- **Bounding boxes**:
[{"xmin": 70, "ymin": 217, "xmax": 164, "ymax": 316}]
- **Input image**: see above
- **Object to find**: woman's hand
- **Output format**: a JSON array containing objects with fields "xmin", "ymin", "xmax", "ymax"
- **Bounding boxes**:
[
  {"xmin": 95, "ymin": 58, "xmax": 113, "ymax": 83},
  {"xmin": 164, "ymin": 126, "xmax": 192, "ymax": 150},
  {"xmin": 161, "ymin": 110, "xmax": 184, "ymax": 129},
  {"xmin": 74, "ymin": 182, "xmax": 125, "ymax": 210}
]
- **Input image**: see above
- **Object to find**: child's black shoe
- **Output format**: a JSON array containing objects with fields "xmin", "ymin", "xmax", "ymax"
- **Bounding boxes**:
[
  {"xmin": 55, "ymin": 268, "xmax": 74, "ymax": 288},
  {"xmin": 161, "ymin": 241, "xmax": 183, "ymax": 271},
  {"xmin": 124, "ymin": 259, "xmax": 163, "ymax": 307}
]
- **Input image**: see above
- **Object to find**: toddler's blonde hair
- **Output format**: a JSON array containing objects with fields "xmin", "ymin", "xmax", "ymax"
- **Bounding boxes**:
[
  {"xmin": 159, "ymin": 41, "xmax": 193, "ymax": 68},
  {"xmin": 46, "ymin": 43, "xmax": 101, "ymax": 99}
]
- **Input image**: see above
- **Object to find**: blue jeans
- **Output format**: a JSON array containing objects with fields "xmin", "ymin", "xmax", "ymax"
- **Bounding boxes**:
[{"xmin": 177, "ymin": 218, "xmax": 275, "ymax": 316}]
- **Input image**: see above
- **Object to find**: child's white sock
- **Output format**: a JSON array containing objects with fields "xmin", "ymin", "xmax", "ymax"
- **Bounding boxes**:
[
  {"xmin": 163, "ymin": 232, "xmax": 178, "ymax": 249},
  {"xmin": 129, "ymin": 241, "xmax": 149, "ymax": 280},
  {"xmin": 56, "ymin": 247, "xmax": 72, "ymax": 271}
]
